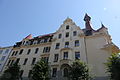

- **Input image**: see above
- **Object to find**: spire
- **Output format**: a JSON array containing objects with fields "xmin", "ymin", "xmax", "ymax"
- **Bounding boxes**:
[
  {"xmin": 101, "ymin": 23, "xmax": 106, "ymax": 28},
  {"xmin": 84, "ymin": 13, "xmax": 92, "ymax": 30}
]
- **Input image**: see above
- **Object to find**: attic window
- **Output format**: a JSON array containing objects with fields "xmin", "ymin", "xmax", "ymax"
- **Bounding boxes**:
[{"xmin": 66, "ymin": 25, "xmax": 69, "ymax": 29}]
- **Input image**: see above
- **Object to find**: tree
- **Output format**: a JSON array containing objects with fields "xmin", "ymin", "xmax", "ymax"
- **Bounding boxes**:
[
  {"xmin": 0, "ymin": 63, "xmax": 20, "ymax": 80},
  {"xmin": 31, "ymin": 59, "xmax": 50, "ymax": 80},
  {"xmin": 105, "ymin": 54, "xmax": 120, "ymax": 80},
  {"xmin": 69, "ymin": 60, "xmax": 91, "ymax": 80}
]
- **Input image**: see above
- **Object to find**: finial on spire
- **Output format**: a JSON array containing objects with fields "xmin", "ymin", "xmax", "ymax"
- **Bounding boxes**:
[
  {"xmin": 101, "ymin": 23, "xmax": 105, "ymax": 28},
  {"xmin": 84, "ymin": 13, "xmax": 91, "ymax": 21}
]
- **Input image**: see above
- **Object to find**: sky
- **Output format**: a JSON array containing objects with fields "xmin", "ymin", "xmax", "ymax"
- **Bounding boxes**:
[{"xmin": 0, "ymin": 0, "xmax": 120, "ymax": 48}]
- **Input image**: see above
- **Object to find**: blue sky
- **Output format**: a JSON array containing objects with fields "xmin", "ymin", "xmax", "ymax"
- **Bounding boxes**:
[{"xmin": 0, "ymin": 0, "xmax": 120, "ymax": 48}]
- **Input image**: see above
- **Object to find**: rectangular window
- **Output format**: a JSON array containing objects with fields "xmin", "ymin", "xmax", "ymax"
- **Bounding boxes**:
[
  {"xmin": 58, "ymin": 34, "xmax": 62, "ymax": 39},
  {"xmin": 28, "ymin": 70, "xmax": 32, "ymax": 78},
  {"xmin": 42, "ymin": 57, "xmax": 49, "ymax": 62},
  {"xmin": 66, "ymin": 32, "xmax": 69, "ymax": 37},
  {"xmin": 7, "ymin": 60, "xmax": 11, "ymax": 66},
  {"xmin": 11, "ymin": 51, "xmax": 15, "ymax": 56},
  {"xmin": 66, "ymin": 25, "xmax": 69, "ymax": 29},
  {"xmin": 73, "ymin": 31, "xmax": 77, "ymax": 36},
  {"xmin": 16, "ymin": 58, "xmax": 20, "ymax": 64},
  {"xmin": 0, "ymin": 50, "xmax": 3, "ymax": 54},
  {"xmin": 27, "ymin": 49, "xmax": 31, "ymax": 54},
  {"xmin": 15, "ymin": 51, "xmax": 18, "ymax": 56},
  {"xmin": 65, "ymin": 42, "xmax": 69, "ymax": 48},
  {"xmin": 54, "ymin": 54, "xmax": 59, "ymax": 62},
  {"xmin": 75, "ymin": 52, "xmax": 80, "ymax": 59},
  {"xmin": 20, "ymin": 70, "xmax": 24, "ymax": 78},
  {"xmin": 23, "ymin": 58, "xmax": 28, "ymax": 65},
  {"xmin": 10, "ymin": 60, "xmax": 14, "ymax": 66},
  {"xmin": 55, "ymin": 43, "xmax": 60, "ymax": 49},
  {"xmin": 64, "ymin": 52, "xmax": 68, "ymax": 59},
  {"xmin": 75, "ymin": 40, "xmax": 79, "ymax": 47},
  {"xmin": 52, "ymin": 68, "xmax": 57, "ymax": 77},
  {"xmin": 31, "ymin": 58, "xmax": 36, "ymax": 65},
  {"xmin": 35, "ymin": 48, "xmax": 39, "ymax": 54},
  {"xmin": 4, "ymin": 49, "xmax": 9, "ymax": 54},
  {"xmin": 43, "ymin": 47, "xmax": 51, "ymax": 53},
  {"xmin": 19, "ymin": 49, "xmax": 23, "ymax": 55},
  {"xmin": 1, "ymin": 56, "xmax": 6, "ymax": 61}
]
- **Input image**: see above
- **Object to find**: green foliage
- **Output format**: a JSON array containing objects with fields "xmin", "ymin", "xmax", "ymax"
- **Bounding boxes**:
[
  {"xmin": 69, "ymin": 60, "xmax": 91, "ymax": 80},
  {"xmin": 106, "ymin": 54, "xmax": 120, "ymax": 80},
  {"xmin": 0, "ymin": 63, "xmax": 20, "ymax": 80},
  {"xmin": 31, "ymin": 59, "xmax": 50, "ymax": 80}
]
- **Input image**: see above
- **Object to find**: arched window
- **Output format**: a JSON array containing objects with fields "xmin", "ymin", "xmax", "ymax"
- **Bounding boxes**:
[{"xmin": 63, "ymin": 68, "xmax": 68, "ymax": 77}]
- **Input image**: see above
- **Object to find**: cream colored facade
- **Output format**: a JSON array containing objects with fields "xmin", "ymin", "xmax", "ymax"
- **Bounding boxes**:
[{"xmin": 3, "ymin": 14, "xmax": 120, "ymax": 80}]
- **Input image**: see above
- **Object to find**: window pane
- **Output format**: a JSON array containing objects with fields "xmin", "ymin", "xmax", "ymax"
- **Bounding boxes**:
[
  {"xmin": 66, "ymin": 25, "xmax": 69, "ymax": 29},
  {"xmin": 58, "ymin": 34, "xmax": 62, "ymax": 39},
  {"xmin": 0, "ymin": 56, "xmax": 6, "ymax": 61},
  {"xmin": 73, "ymin": 31, "xmax": 77, "ymax": 36},
  {"xmin": 66, "ymin": 32, "xmax": 69, "ymax": 37},
  {"xmin": 23, "ymin": 58, "xmax": 28, "ymax": 65},
  {"xmin": 75, "ymin": 52, "xmax": 80, "ymax": 59},
  {"xmin": 64, "ymin": 52, "xmax": 68, "ymax": 59},
  {"xmin": 52, "ymin": 68, "xmax": 57, "ymax": 77},
  {"xmin": 55, "ymin": 43, "xmax": 60, "ymax": 49},
  {"xmin": 54, "ymin": 54, "xmax": 59, "ymax": 62},
  {"xmin": 75, "ymin": 40, "xmax": 79, "ymax": 47},
  {"xmin": 35, "ymin": 48, "xmax": 39, "ymax": 54}
]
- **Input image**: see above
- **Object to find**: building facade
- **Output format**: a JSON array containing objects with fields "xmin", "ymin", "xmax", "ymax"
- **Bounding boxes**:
[
  {"xmin": 3, "ymin": 14, "xmax": 120, "ymax": 80},
  {"xmin": 0, "ymin": 46, "xmax": 12, "ymax": 74}
]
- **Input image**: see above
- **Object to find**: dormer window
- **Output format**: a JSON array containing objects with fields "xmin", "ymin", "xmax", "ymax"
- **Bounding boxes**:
[
  {"xmin": 33, "ymin": 40, "xmax": 37, "ymax": 45},
  {"xmin": 66, "ymin": 25, "xmax": 69, "ymax": 29}
]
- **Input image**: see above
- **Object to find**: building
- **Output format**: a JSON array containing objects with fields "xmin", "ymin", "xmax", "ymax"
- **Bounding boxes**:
[
  {"xmin": 3, "ymin": 14, "xmax": 120, "ymax": 80},
  {"xmin": 0, "ymin": 46, "xmax": 12, "ymax": 74}
]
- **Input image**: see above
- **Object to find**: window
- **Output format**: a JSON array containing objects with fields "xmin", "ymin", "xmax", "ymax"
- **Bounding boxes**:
[
  {"xmin": 15, "ymin": 51, "xmax": 18, "ymax": 56},
  {"xmin": 54, "ymin": 54, "xmax": 59, "ymax": 62},
  {"xmin": 75, "ymin": 52, "xmax": 80, "ymax": 59},
  {"xmin": 23, "ymin": 58, "xmax": 28, "ymax": 65},
  {"xmin": 31, "ymin": 58, "xmax": 36, "ymax": 65},
  {"xmin": 16, "ymin": 58, "xmax": 20, "ymax": 64},
  {"xmin": 75, "ymin": 40, "xmax": 79, "ymax": 47},
  {"xmin": 66, "ymin": 32, "xmax": 69, "ymax": 37},
  {"xmin": 1, "ymin": 56, "xmax": 6, "ymax": 61},
  {"xmin": 4, "ymin": 49, "xmax": 9, "ymax": 54},
  {"xmin": 73, "ymin": 31, "xmax": 77, "ymax": 36},
  {"xmin": 11, "ymin": 51, "xmax": 15, "ymax": 56},
  {"xmin": 28, "ymin": 70, "xmax": 32, "ymax": 78},
  {"xmin": 63, "ymin": 68, "xmax": 68, "ymax": 77},
  {"xmin": 65, "ymin": 42, "xmax": 69, "ymax": 48},
  {"xmin": 35, "ymin": 48, "xmax": 39, "ymax": 54},
  {"xmin": 52, "ymin": 68, "xmax": 57, "ymax": 77},
  {"xmin": 0, "ymin": 50, "xmax": 3, "ymax": 54},
  {"xmin": 27, "ymin": 49, "xmax": 31, "ymax": 54},
  {"xmin": 58, "ymin": 34, "xmax": 62, "ymax": 39},
  {"xmin": 42, "ymin": 57, "xmax": 49, "ymax": 62},
  {"xmin": 20, "ymin": 70, "xmax": 24, "ymax": 78},
  {"xmin": 43, "ymin": 47, "xmax": 51, "ymax": 53},
  {"xmin": 19, "ymin": 49, "xmax": 23, "ymax": 55},
  {"xmin": 10, "ymin": 60, "xmax": 14, "ymax": 66},
  {"xmin": 7, "ymin": 60, "xmax": 11, "ymax": 66},
  {"xmin": 66, "ymin": 25, "xmax": 69, "ymax": 29},
  {"xmin": 55, "ymin": 43, "xmax": 60, "ymax": 49},
  {"xmin": 63, "ymin": 52, "xmax": 68, "ymax": 59}
]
